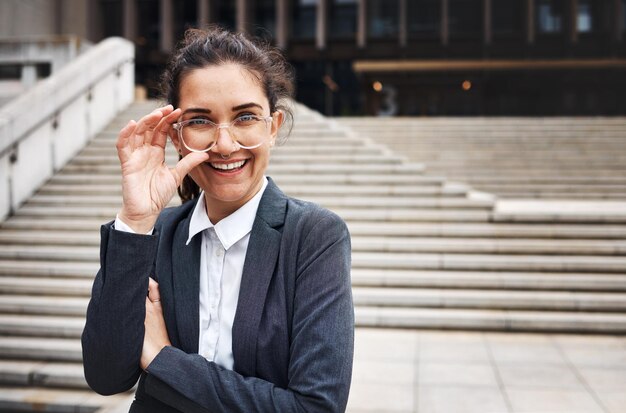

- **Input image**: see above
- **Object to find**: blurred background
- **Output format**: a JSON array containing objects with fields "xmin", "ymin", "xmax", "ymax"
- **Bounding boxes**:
[{"xmin": 2, "ymin": 0, "xmax": 626, "ymax": 116}]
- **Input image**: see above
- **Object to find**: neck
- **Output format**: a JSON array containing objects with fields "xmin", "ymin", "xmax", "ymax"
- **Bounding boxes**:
[{"xmin": 203, "ymin": 180, "xmax": 264, "ymax": 224}]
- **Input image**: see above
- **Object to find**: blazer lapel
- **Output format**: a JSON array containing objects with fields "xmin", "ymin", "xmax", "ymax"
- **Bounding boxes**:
[
  {"xmin": 171, "ymin": 209, "xmax": 201, "ymax": 354},
  {"xmin": 232, "ymin": 178, "xmax": 287, "ymax": 377}
]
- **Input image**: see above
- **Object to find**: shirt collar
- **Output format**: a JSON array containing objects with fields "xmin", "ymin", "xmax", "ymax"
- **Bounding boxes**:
[{"xmin": 186, "ymin": 177, "xmax": 268, "ymax": 250}]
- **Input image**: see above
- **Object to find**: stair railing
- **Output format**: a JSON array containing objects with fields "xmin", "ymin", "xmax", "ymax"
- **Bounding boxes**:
[{"xmin": 0, "ymin": 37, "xmax": 134, "ymax": 221}]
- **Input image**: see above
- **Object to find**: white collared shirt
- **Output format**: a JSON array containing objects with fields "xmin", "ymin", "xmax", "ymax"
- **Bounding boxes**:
[{"xmin": 114, "ymin": 177, "xmax": 268, "ymax": 370}]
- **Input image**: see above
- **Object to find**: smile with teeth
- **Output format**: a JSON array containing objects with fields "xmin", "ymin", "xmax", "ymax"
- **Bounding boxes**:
[{"xmin": 209, "ymin": 159, "xmax": 247, "ymax": 171}]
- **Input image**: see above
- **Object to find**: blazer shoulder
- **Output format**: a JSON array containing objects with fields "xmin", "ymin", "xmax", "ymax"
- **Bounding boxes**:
[{"xmin": 284, "ymin": 197, "xmax": 348, "ymax": 239}]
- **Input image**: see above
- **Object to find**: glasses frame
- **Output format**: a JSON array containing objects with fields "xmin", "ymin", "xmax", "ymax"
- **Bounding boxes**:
[{"xmin": 172, "ymin": 115, "xmax": 274, "ymax": 153}]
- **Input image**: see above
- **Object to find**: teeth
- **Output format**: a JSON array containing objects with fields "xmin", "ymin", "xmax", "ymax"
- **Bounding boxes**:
[{"xmin": 210, "ymin": 160, "xmax": 246, "ymax": 170}]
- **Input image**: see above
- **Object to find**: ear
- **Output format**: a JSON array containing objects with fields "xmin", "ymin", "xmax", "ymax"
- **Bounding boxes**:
[{"xmin": 270, "ymin": 110, "xmax": 284, "ymax": 144}]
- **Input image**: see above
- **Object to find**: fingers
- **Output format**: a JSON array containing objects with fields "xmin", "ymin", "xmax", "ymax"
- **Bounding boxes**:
[
  {"xmin": 171, "ymin": 152, "xmax": 210, "ymax": 186},
  {"xmin": 151, "ymin": 108, "xmax": 181, "ymax": 149},
  {"xmin": 116, "ymin": 120, "xmax": 137, "ymax": 161},
  {"xmin": 135, "ymin": 106, "xmax": 172, "ymax": 136},
  {"xmin": 147, "ymin": 277, "xmax": 161, "ymax": 303}
]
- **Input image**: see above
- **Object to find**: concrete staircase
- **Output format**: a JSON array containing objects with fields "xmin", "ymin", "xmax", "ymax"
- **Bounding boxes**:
[
  {"xmin": 336, "ymin": 117, "xmax": 626, "ymax": 199},
  {"xmin": 0, "ymin": 101, "xmax": 625, "ymax": 410}
]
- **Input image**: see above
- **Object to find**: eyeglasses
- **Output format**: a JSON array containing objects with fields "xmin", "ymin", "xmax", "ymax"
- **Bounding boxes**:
[{"xmin": 172, "ymin": 114, "xmax": 273, "ymax": 153}]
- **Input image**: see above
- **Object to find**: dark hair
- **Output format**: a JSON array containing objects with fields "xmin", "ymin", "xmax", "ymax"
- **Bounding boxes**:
[{"xmin": 161, "ymin": 26, "xmax": 295, "ymax": 203}]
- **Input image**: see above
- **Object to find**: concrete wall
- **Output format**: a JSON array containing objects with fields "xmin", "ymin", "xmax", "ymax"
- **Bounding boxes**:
[
  {"xmin": 0, "ymin": 0, "xmax": 58, "ymax": 37},
  {"xmin": 0, "ymin": 0, "xmax": 89, "ymax": 38},
  {"xmin": 0, "ymin": 37, "xmax": 135, "ymax": 221}
]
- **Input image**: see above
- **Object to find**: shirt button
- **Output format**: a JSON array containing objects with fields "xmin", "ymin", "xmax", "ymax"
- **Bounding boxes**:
[{"xmin": 215, "ymin": 248, "xmax": 223, "ymax": 257}]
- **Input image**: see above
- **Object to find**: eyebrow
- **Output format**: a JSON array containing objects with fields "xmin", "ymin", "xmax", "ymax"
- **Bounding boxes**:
[
  {"xmin": 181, "ymin": 103, "xmax": 263, "ymax": 116},
  {"xmin": 232, "ymin": 102, "xmax": 264, "ymax": 111},
  {"xmin": 182, "ymin": 108, "xmax": 211, "ymax": 116}
]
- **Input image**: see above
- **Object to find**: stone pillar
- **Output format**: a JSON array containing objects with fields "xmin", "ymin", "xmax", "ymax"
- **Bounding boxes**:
[
  {"xmin": 276, "ymin": 0, "xmax": 288, "ymax": 49},
  {"xmin": 399, "ymin": 0, "xmax": 407, "ymax": 47},
  {"xmin": 316, "ymin": 0, "xmax": 327, "ymax": 50},
  {"xmin": 237, "ymin": 0, "xmax": 249, "ymax": 33},
  {"xmin": 616, "ymin": 0, "xmax": 624, "ymax": 42},
  {"xmin": 484, "ymin": 0, "xmax": 491, "ymax": 44},
  {"xmin": 570, "ymin": 0, "xmax": 578, "ymax": 43},
  {"xmin": 527, "ymin": 0, "xmax": 535, "ymax": 44},
  {"xmin": 198, "ymin": 0, "xmax": 211, "ymax": 27},
  {"xmin": 160, "ymin": 0, "xmax": 174, "ymax": 52},
  {"xmin": 123, "ymin": 0, "xmax": 137, "ymax": 41},
  {"xmin": 86, "ymin": 0, "xmax": 102, "ymax": 41},
  {"xmin": 357, "ymin": 0, "xmax": 367, "ymax": 48},
  {"xmin": 441, "ymin": 0, "xmax": 449, "ymax": 45},
  {"xmin": 21, "ymin": 65, "xmax": 37, "ymax": 89}
]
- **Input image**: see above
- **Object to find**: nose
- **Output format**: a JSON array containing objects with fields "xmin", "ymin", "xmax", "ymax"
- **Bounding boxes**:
[{"xmin": 210, "ymin": 126, "xmax": 238, "ymax": 158}]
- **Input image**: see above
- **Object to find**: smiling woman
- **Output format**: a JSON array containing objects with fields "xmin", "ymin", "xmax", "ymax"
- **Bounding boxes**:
[{"xmin": 81, "ymin": 26, "xmax": 354, "ymax": 413}]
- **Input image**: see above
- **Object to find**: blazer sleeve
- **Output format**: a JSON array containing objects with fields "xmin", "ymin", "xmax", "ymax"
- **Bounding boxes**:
[
  {"xmin": 144, "ymin": 210, "xmax": 355, "ymax": 412},
  {"xmin": 81, "ymin": 222, "xmax": 159, "ymax": 395}
]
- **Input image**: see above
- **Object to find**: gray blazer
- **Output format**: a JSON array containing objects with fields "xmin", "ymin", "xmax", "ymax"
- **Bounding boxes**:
[{"xmin": 81, "ymin": 178, "xmax": 354, "ymax": 412}]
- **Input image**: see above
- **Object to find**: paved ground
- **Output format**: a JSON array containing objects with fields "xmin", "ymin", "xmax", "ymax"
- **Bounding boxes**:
[{"xmin": 347, "ymin": 328, "xmax": 626, "ymax": 413}]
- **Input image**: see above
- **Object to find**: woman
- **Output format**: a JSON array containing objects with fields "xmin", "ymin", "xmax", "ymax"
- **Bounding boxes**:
[{"xmin": 81, "ymin": 27, "xmax": 354, "ymax": 412}]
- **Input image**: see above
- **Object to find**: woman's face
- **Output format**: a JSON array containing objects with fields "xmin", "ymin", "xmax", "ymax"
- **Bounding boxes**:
[{"xmin": 172, "ymin": 63, "xmax": 281, "ymax": 220}]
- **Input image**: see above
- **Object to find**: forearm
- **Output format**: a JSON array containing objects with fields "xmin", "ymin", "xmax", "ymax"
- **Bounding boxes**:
[
  {"xmin": 146, "ymin": 347, "xmax": 314, "ymax": 413},
  {"xmin": 81, "ymin": 223, "xmax": 159, "ymax": 395}
]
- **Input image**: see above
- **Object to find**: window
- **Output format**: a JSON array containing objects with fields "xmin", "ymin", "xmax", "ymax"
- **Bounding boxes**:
[
  {"xmin": 217, "ymin": 1, "xmax": 235, "ymax": 31},
  {"xmin": 407, "ymin": 0, "xmax": 440, "ymax": 38},
  {"xmin": 136, "ymin": 0, "xmax": 160, "ymax": 49},
  {"xmin": 448, "ymin": 0, "xmax": 482, "ymax": 38},
  {"xmin": 492, "ymin": 0, "xmax": 524, "ymax": 37},
  {"xmin": 254, "ymin": 0, "xmax": 276, "ymax": 38},
  {"xmin": 577, "ymin": 0, "xmax": 592, "ymax": 33},
  {"xmin": 536, "ymin": 0, "xmax": 564, "ymax": 34},
  {"xmin": 172, "ymin": 0, "xmax": 197, "ymax": 43},
  {"xmin": 292, "ymin": 0, "xmax": 318, "ymax": 40},
  {"xmin": 367, "ymin": 0, "xmax": 399, "ymax": 39},
  {"xmin": 329, "ymin": 0, "xmax": 357, "ymax": 40},
  {"xmin": 623, "ymin": 0, "xmax": 626, "ymax": 33},
  {"xmin": 99, "ymin": 0, "xmax": 123, "ymax": 38}
]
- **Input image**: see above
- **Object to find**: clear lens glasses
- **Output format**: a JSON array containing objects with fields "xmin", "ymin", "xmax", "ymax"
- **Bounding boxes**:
[{"xmin": 173, "ymin": 115, "xmax": 273, "ymax": 153}]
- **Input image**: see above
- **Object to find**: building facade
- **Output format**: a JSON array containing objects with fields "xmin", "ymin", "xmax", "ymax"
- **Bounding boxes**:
[{"xmin": 3, "ymin": 0, "xmax": 626, "ymax": 116}]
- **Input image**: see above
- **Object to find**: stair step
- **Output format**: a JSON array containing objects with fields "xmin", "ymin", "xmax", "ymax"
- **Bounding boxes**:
[
  {"xmin": 355, "ymin": 306, "xmax": 626, "ymax": 333},
  {"xmin": 38, "ymin": 184, "xmax": 467, "ymax": 197},
  {"xmin": 27, "ymin": 195, "xmax": 492, "ymax": 210},
  {"xmin": 0, "ymin": 386, "xmax": 130, "ymax": 412},
  {"xmin": 0, "ymin": 277, "xmax": 92, "ymax": 295},
  {"xmin": 14, "ymin": 206, "xmax": 493, "ymax": 222},
  {"xmin": 0, "ymin": 261, "xmax": 98, "ymax": 278},
  {"xmin": 351, "ymin": 269, "xmax": 626, "ymax": 291},
  {"xmin": 60, "ymin": 163, "xmax": 426, "ymax": 174},
  {"xmin": 71, "ymin": 153, "xmax": 403, "ymax": 165},
  {"xmin": 0, "ymin": 314, "xmax": 85, "ymax": 337},
  {"xmin": 352, "ymin": 287, "xmax": 626, "ymax": 312},
  {"xmin": 0, "ymin": 361, "xmax": 87, "ymax": 389},
  {"xmin": 347, "ymin": 221, "xmax": 626, "ymax": 239},
  {"xmin": 50, "ymin": 173, "xmax": 447, "ymax": 186},
  {"xmin": 0, "ymin": 337, "xmax": 81, "ymax": 361},
  {"xmin": 81, "ymin": 144, "xmax": 385, "ymax": 155},
  {"xmin": 0, "ymin": 246, "xmax": 98, "ymax": 262},
  {"xmin": 351, "ymin": 252, "xmax": 626, "ymax": 273},
  {"xmin": 3, "ymin": 232, "xmax": 624, "ymax": 254},
  {"xmin": 0, "ymin": 295, "xmax": 88, "ymax": 316},
  {"xmin": 5, "ymin": 219, "xmax": 626, "ymax": 239}
]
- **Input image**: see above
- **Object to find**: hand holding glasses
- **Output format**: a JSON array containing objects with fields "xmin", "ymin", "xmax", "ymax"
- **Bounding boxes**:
[{"xmin": 116, "ymin": 105, "xmax": 210, "ymax": 233}]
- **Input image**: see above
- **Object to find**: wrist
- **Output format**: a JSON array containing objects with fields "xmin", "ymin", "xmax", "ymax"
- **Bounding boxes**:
[{"xmin": 117, "ymin": 210, "xmax": 158, "ymax": 234}]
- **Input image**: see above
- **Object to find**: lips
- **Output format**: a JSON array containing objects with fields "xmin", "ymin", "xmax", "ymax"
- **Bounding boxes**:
[{"xmin": 208, "ymin": 159, "xmax": 247, "ymax": 171}]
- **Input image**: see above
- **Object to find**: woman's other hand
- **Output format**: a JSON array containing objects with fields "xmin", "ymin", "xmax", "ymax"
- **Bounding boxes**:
[
  {"xmin": 117, "ymin": 105, "xmax": 209, "ymax": 233},
  {"xmin": 141, "ymin": 278, "xmax": 172, "ymax": 370}
]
